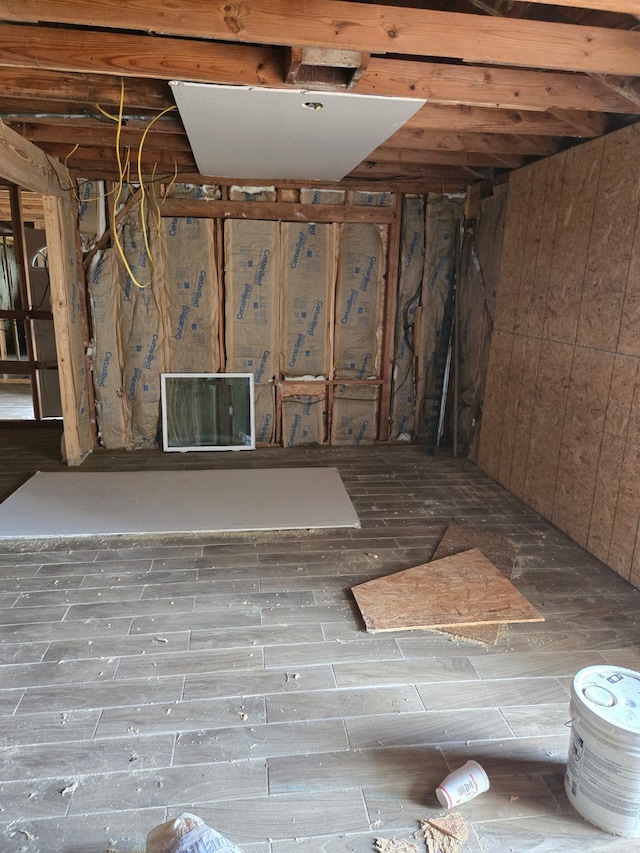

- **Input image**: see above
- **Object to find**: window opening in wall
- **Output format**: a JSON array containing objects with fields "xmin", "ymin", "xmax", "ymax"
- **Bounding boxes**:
[{"xmin": 161, "ymin": 372, "xmax": 255, "ymax": 452}]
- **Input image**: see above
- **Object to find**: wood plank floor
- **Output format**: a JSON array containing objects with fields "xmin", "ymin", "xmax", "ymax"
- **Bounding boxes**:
[{"xmin": 1, "ymin": 427, "xmax": 639, "ymax": 852}]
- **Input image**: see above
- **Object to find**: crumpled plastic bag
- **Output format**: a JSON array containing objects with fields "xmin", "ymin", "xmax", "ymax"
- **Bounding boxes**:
[{"xmin": 146, "ymin": 812, "xmax": 244, "ymax": 853}]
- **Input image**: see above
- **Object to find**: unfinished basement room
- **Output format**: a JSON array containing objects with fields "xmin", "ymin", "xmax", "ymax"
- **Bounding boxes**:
[{"xmin": 1, "ymin": 1, "xmax": 640, "ymax": 851}]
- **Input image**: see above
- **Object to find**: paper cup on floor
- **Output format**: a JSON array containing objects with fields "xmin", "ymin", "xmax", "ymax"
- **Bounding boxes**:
[{"xmin": 436, "ymin": 760, "xmax": 490, "ymax": 808}]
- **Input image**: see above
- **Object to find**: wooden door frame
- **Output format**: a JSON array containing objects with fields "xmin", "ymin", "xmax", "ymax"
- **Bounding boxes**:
[{"xmin": 0, "ymin": 121, "xmax": 93, "ymax": 464}]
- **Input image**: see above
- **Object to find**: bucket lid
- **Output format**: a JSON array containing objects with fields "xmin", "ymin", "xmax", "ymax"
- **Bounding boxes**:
[{"xmin": 572, "ymin": 665, "xmax": 640, "ymax": 735}]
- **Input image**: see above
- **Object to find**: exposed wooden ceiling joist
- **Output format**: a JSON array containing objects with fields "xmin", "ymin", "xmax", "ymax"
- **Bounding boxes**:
[
  {"xmin": 3, "ymin": 0, "xmax": 640, "ymax": 75},
  {"xmin": 407, "ymin": 103, "xmax": 607, "ymax": 136},
  {"xmin": 0, "ymin": 0, "xmax": 638, "ymax": 190},
  {"xmin": 511, "ymin": 0, "xmax": 640, "ymax": 15},
  {"xmin": 1, "ymin": 25, "xmax": 637, "ymax": 115},
  {"xmin": 384, "ymin": 128, "xmax": 560, "ymax": 155}
]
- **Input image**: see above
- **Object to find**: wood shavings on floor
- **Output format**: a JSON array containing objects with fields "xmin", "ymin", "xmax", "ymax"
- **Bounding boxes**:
[
  {"xmin": 420, "ymin": 813, "xmax": 469, "ymax": 853},
  {"xmin": 374, "ymin": 813, "xmax": 470, "ymax": 853}
]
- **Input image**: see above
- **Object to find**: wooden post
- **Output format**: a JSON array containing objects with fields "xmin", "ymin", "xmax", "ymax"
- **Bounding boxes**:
[{"xmin": 43, "ymin": 193, "xmax": 93, "ymax": 465}]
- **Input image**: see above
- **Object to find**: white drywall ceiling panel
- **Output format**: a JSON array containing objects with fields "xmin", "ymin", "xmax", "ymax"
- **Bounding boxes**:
[{"xmin": 170, "ymin": 82, "xmax": 426, "ymax": 181}]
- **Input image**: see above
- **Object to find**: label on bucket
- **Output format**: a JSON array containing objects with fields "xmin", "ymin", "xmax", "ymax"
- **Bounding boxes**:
[
  {"xmin": 566, "ymin": 720, "xmax": 640, "ymax": 835},
  {"xmin": 565, "ymin": 666, "xmax": 640, "ymax": 837}
]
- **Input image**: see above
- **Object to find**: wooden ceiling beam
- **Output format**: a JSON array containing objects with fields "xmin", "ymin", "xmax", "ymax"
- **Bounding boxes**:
[
  {"xmin": 361, "ymin": 57, "xmax": 639, "ymax": 115},
  {"xmin": 0, "ymin": 67, "xmax": 173, "ymax": 111},
  {"xmin": 63, "ymin": 163, "xmax": 467, "ymax": 193},
  {"xmin": 385, "ymin": 127, "xmax": 560, "ymax": 155},
  {"xmin": 40, "ymin": 143, "xmax": 196, "ymax": 167},
  {"xmin": 4, "ymin": 0, "xmax": 640, "ymax": 75},
  {"xmin": 510, "ymin": 0, "xmax": 640, "ymax": 16},
  {"xmin": 0, "ymin": 26, "xmax": 636, "ymax": 115},
  {"xmin": 590, "ymin": 74, "xmax": 640, "ymax": 109},
  {"xmin": 0, "ymin": 112, "xmax": 185, "ymax": 134},
  {"xmin": 369, "ymin": 145, "xmax": 526, "ymax": 169},
  {"xmin": 13, "ymin": 122, "xmax": 192, "ymax": 151},
  {"xmin": 0, "ymin": 24, "xmax": 285, "ymax": 89},
  {"xmin": 407, "ymin": 103, "xmax": 606, "ymax": 137}
]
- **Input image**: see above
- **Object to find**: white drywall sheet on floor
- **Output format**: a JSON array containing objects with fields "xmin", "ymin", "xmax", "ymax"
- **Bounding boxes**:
[{"xmin": 0, "ymin": 468, "xmax": 360, "ymax": 538}]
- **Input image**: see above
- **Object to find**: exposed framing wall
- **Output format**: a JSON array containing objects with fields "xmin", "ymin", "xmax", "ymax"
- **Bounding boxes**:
[
  {"xmin": 87, "ymin": 186, "xmax": 400, "ymax": 449},
  {"xmin": 0, "ymin": 121, "xmax": 93, "ymax": 465},
  {"xmin": 479, "ymin": 122, "xmax": 640, "ymax": 589}
]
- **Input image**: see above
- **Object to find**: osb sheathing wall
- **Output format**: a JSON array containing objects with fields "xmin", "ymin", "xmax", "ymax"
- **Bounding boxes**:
[{"xmin": 479, "ymin": 121, "xmax": 640, "ymax": 588}]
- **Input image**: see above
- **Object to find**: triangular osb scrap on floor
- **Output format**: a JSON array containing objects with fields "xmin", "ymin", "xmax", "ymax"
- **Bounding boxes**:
[
  {"xmin": 352, "ymin": 547, "xmax": 543, "ymax": 633},
  {"xmin": 428, "ymin": 524, "xmax": 518, "ymax": 645}
]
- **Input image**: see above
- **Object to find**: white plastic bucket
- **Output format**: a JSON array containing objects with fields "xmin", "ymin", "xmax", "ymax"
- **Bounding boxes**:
[{"xmin": 565, "ymin": 665, "xmax": 640, "ymax": 837}]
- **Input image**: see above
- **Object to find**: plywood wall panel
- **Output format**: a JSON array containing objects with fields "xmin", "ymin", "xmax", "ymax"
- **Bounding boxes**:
[
  {"xmin": 481, "ymin": 123, "xmax": 640, "ymax": 592},
  {"xmin": 526, "ymin": 154, "xmax": 565, "ymax": 340},
  {"xmin": 577, "ymin": 127, "xmax": 640, "ymax": 353},
  {"xmin": 509, "ymin": 336, "xmax": 542, "ymax": 499},
  {"xmin": 606, "ymin": 377, "xmax": 640, "ymax": 579},
  {"xmin": 629, "ymin": 526, "xmax": 640, "ymax": 590},
  {"xmin": 522, "ymin": 340, "xmax": 573, "ymax": 519},
  {"xmin": 553, "ymin": 348, "xmax": 613, "ymax": 548},
  {"xmin": 588, "ymin": 355, "xmax": 638, "ymax": 564},
  {"xmin": 514, "ymin": 159, "xmax": 548, "ymax": 336},
  {"xmin": 617, "ymin": 191, "xmax": 640, "ymax": 358},
  {"xmin": 543, "ymin": 142, "xmax": 603, "ymax": 346},
  {"xmin": 493, "ymin": 167, "xmax": 532, "ymax": 334},
  {"xmin": 477, "ymin": 329, "xmax": 513, "ymax": 479},
  {"xmin": 497, "ymin": 335, "xmax": 526, "ymax": 490}
]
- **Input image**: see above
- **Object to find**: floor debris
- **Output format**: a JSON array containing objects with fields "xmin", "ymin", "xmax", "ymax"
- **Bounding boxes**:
[
  {"xmin": 374, "ymin": 839, "xmax": 419, "ymax": 852},
  {"xmin": 420, "ymin": 813, "xmax": 469, "ymax": 853}
]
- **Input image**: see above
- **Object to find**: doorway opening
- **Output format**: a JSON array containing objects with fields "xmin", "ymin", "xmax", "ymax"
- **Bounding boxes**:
[{"xmin": 0, "ymin": 185, "xmax": 61, "ymax": 422}]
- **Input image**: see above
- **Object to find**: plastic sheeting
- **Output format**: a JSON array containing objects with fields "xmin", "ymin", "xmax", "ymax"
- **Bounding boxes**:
[
  {"xmin": 389, "ymin": 196, "xmax": 425, "ymax": 440},
  {"xmin": 415, "ymin": 194, "xmax": 464, "ymax": 447},
  {"xmin": 456, "ymin": 185, "xmax": 507, "ymax": 459}
]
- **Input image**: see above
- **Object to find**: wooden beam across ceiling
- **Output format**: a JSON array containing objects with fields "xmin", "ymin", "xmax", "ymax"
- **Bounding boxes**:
[
  {"xmin": 3, "ymin": 0, "xmax": 640, "ymax": 75},
  {"xmin": 368, "ymin": 145, "xmax": 527, "ymax": 168},
  {"xmin": 511, "ymin": 0, "xmax": 640, "ymax": 14},
  {"xmin": 407, "ymin": 103, "xmax": 607, "ymax": 136},
  {"xmin": 0, "ymin": 25, "xmax": 637, "ymax": 115},
  {"xmin": 385, "ymin": 128, "xmax": 560, "ymax": 155}
]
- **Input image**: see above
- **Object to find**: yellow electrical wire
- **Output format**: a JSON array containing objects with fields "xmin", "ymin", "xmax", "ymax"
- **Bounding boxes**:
[
  {"xmin": 111, "ymin": 79, "xmax": 151, "ymax": 290},
  {"xmin": 94, "ymin": 102, "xmax": 120, "ymax": 122},
  {"xmin": 137, "ymin": 104, "xmax": 177, "ymax": 274},
  {"xmin": 62, "ymin": 145, "xmax": 118, "ymax": 208}
]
